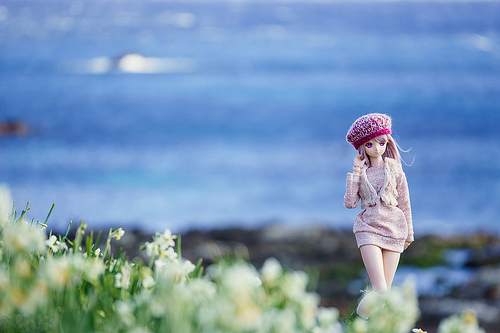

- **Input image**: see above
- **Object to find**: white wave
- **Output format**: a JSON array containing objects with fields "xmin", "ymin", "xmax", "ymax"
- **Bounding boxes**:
[
  {"xmin": 117, "ymin": 53, "xmax": 196, "ymax": 74},
  {"xmin": 468, "ymin": 34, "xmax": 496, "ymax": 52},
  {"xmin": 67, "ymin": 54, "xmax": 197, "ymax": 74},
  {"xmin": 86, "ymin": 57, "xmax": 114, "ymax": 74}
]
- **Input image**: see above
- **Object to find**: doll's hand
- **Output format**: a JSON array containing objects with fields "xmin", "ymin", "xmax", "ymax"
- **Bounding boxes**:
[
  {"xmin": 404, "ymin": 241, "xmax": 411, "ymax": 250},
  {"xmin": 353, "ymin": 155, "xmax": 366, "ymax": 169}
]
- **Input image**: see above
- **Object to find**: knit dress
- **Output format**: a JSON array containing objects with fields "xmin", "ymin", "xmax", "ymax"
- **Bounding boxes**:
[{"xmin": 344, "ymin": 161, "xmax": 413, "ymax": 253}]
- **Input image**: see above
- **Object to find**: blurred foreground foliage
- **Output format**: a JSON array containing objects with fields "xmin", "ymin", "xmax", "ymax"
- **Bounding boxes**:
[{"xmin": 0, "ymin": 187, "xmax": 488, "ymax": 333}]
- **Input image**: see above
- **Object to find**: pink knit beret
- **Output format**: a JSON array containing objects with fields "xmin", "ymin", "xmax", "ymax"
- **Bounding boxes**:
[{"xmin": 346, "ymin": 113, "xmax": 392, "ymax": 149}]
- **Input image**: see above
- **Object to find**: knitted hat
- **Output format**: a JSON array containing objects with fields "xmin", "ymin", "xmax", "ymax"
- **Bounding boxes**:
[{"xmin": 346, "ymin": 113, "xmax": 392, "ymax": 149}]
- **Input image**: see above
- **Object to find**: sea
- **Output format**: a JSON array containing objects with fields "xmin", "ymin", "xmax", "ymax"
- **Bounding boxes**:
[{"xmin": 0, "ymin": 0, "xmax": 499, "ymax": 236}]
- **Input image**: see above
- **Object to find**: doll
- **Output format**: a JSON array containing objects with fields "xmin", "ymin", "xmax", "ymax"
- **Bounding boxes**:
[{"xmin": 344, "ymin": 113, "xmax": 413, "ymax": 320}]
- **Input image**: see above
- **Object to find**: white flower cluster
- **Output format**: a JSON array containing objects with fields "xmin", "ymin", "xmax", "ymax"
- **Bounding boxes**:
[
  {"xmin": 116, "ymin": 257, "xmax": 339, "ymax": 333},
  {"xmin": 115, "ymin": 263, "xmax": 132, "ymax": 289},
  {"xmin": 437, "ymin": 310, "xmax": 486, "ymax": 333},
  {"xmin": 0, "ymin": 222, "xmax": 105, "ymax": 317},
  {"xmin": 197, "ymin": 258, "xmax": 342, "ymax": 333},
  {"xmin": 2, "ymin": 220, "xmax": 46, "ymax": 255},
  {"xmin": 41, "ymin": 254, "xmax": 105, "ymax": 288},
  {"xmin": 313, "ymin": 307, "xmax": 343, "ymax": 333},
  {"xmin": 144, "ymin": 228, "xmax": 177, "ymax": 258},
  {"xmin": 346, "ymin": 278, "xmax": 421, "ymax": 333},
  {"xmin": 143, "ymin": 228, "xmax": 196, "ymax": 285}
]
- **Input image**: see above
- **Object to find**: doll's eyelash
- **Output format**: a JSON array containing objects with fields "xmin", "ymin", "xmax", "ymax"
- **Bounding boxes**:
[{"xmin": 366, "ymin": 142, "xmax": 385, "ymax": 148}]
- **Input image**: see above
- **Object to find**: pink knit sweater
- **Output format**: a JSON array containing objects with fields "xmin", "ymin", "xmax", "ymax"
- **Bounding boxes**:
[{"xmin": 344, "ymin": 161, "xmax": 413, "ymax": 253}]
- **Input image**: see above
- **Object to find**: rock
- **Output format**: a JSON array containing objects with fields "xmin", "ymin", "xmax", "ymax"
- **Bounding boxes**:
[
  {"xmin": 0, "ymin": 120, "xmax": 29, "ymax": 136},
  {"xmin": 260, "ymin": 223, "xmax": 325, "ymax": 242},
  {"xmin": 466, "ymin": 243, "xmax": 500, "ymax": 267},
  {"xmin": 454, "ymin": 265, "xmax": 500, "ymax": 301},
  {"xmin": 419, "ymin": 297, "xmax": 500, "ymax": 328}
]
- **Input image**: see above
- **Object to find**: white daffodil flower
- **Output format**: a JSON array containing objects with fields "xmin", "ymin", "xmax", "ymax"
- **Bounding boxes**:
[
  {"xmin": 142, "ymin": 275, "xmax": 156, "ymax": 289},
  {"xmin": 261, "ymin": 257, "xmax": 282, "ymax": 287},
  {"xmin": 111, "ymin": 228, "xmax": 125, "ymax": 241}
]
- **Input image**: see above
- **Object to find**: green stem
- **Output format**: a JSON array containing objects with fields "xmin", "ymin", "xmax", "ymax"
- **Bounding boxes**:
[
  {"xmin": 176, "ymin": 234, "xmax": 182, "ymax": 259},
  {"xmin": 44, "ymin": 203, "xmax": 55, "ymax": 225},
  {"xmin": 102, "ymin": 228, "xmax": 113, "ymax": 260}
]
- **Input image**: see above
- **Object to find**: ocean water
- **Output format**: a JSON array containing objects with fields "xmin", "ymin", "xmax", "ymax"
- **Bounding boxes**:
[{"xmin": 0, "ymin": 0, "xmax": 499, "ymax": 235}]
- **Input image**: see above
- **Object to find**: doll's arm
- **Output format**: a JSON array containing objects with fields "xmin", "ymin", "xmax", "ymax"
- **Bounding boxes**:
[
  {"xmin": 344, "ymin": 171, "xmax": 361, "ymax": 209},
  {"xmin": 397, "ymin": 172, "xmax": 414, "ymax": 244},
  {"xmin": 344, "ymin": 155, "xmax": 365, "ymax": 209}
]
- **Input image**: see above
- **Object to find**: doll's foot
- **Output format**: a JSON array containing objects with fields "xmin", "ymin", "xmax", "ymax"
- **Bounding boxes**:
[
  {"xmin": 356, "ymin": 291, "xmax": 372, "ymax": 320},
  {"xmin": 356, "ymin": 291, "xmax": 385, "ymax": 320}
]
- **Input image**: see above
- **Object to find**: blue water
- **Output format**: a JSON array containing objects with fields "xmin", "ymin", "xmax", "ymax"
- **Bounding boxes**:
[{"xmin": 0, "ymin": 0, "xmax": 499, "ymax": 235}]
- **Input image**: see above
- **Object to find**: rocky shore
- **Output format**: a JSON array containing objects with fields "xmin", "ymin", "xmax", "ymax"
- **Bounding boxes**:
[{"xmin": 93, "ymin": 223, "xmax": 500, "ymax": 333}]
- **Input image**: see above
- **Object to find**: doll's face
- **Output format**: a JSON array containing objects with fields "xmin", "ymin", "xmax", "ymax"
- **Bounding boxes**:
[{"xmin": 364, "ymin": 138, "xmax": 387, "ymax": 159}]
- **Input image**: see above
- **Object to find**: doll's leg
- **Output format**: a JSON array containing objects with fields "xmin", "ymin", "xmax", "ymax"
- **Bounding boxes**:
[
  {"xmin": 359, "ymin": 244, "xmax": 387, "ymax": 292},
  {"xmin": 357, "ymin": 245, "xmax": 387, "ymax": 319},
  {"xmin": 382, "ymin": 249, "xmax": 401, "ymax": 289}
]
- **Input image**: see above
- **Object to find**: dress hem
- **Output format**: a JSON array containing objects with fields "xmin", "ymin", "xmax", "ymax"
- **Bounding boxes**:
[{"xmin": 354, "ymin": 231, "xmax": 405, "ymax": 253}]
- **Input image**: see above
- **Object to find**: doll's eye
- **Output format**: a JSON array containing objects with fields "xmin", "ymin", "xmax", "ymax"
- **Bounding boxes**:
[
  {"xmin": 365, "ymin": 143, "xmax": 372, "ymax": 148},
  {"xmin": 379, "ymin": 142, "xmax": 386, "ymax": 146}
]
